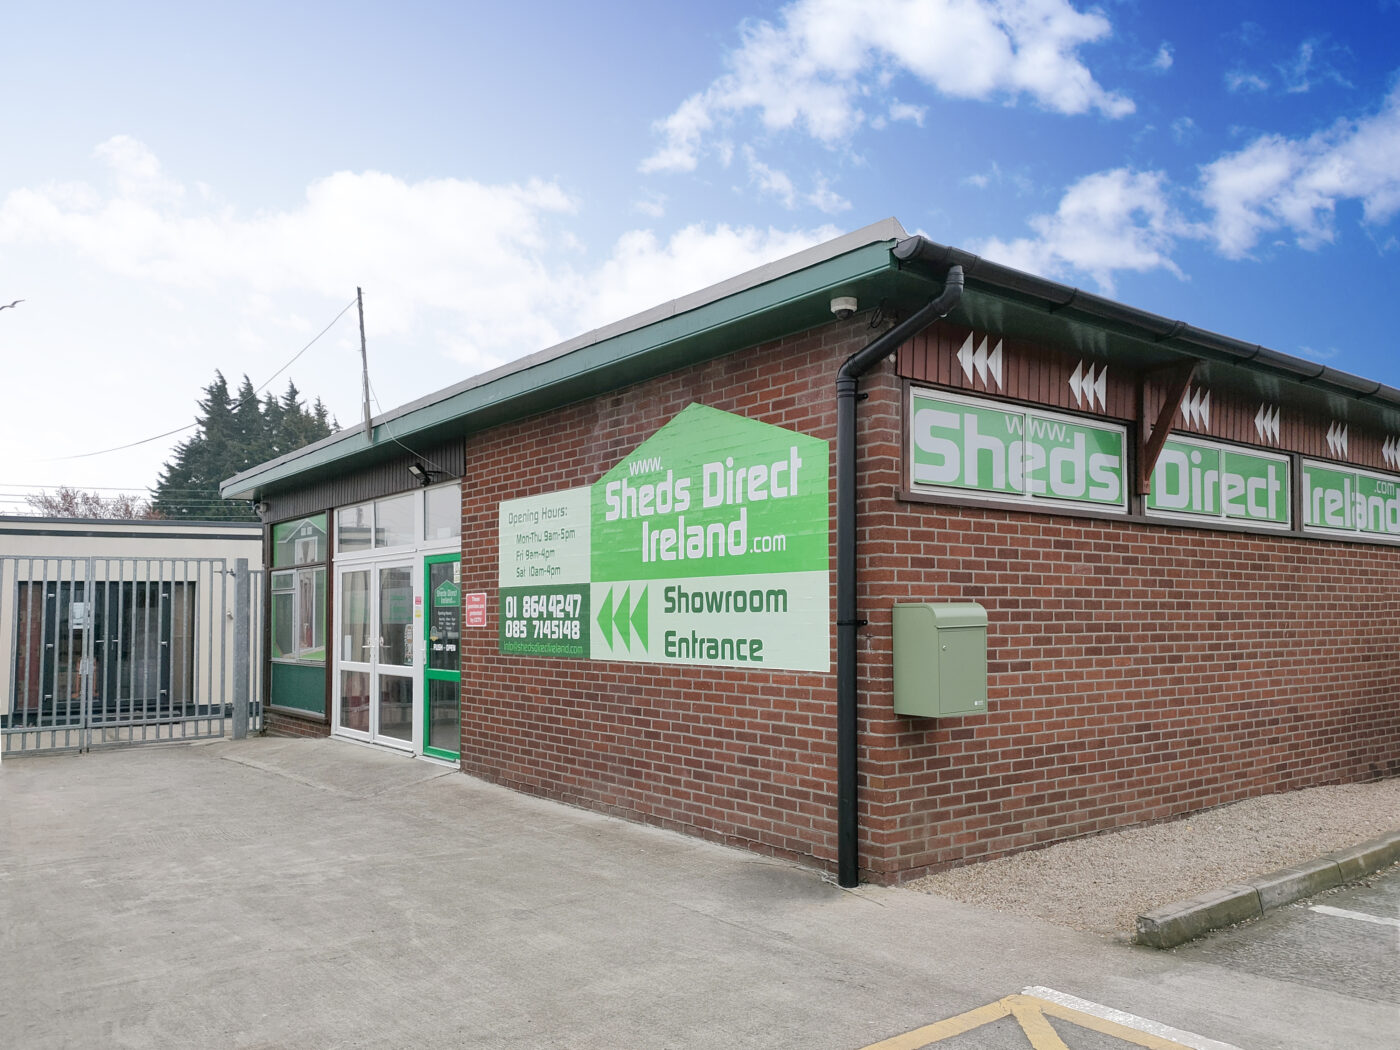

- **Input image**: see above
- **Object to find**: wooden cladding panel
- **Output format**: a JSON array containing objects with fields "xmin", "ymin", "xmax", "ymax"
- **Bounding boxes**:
[
  {"xmin": 900, "ymin": 321, "xmax": 1398, "ymax": 472},
  {"xmin": 261, "ymin": 437, "xmax": 465, "ymax": 521},
  {"xmin": 900, "ymin": 323, "xmax": 1135, "ymax": 419}
]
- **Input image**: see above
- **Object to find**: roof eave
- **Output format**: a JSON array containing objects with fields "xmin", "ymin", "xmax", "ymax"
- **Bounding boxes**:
[{"xmin": 222, "ymin": 220, "xmax": 914, "ymax": 500}]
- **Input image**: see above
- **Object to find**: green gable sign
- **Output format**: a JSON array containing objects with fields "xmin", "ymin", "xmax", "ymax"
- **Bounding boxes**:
[
  {"xmin": 498, "ymin": 404, "xmax": 830, "ymax": 671},
  {"xmin": 433, "ymin": 579, "xmax": 461, "ymax": 607}
]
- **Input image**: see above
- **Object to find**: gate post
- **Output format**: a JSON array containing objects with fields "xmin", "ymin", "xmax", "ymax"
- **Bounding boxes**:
[
  {"xmin": 232, "ymin": 558, "xmax": 250, "ymax": 740},
  {"xmin": 81, "ymin": 556, "xmax": 96, "ymax": 752}
]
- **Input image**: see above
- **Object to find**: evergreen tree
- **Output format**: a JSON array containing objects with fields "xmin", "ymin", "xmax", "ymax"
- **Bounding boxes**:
[{"xmin": 151, "ymin": 371, "xmax": 337, "ymax": 521}]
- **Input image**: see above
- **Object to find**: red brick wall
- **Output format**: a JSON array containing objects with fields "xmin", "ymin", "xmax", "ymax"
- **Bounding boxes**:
[
  {"xmin": 263, "ymin": 710, "xmax": 330, "ymax": 738},
  {"xmin": 856, "ymin": 361, "xmax": 1400, "ymax": 882},
  {"xmin": 456, "ymin": 320, "xmax": 1400, "ymax": 883},
  {"xmin": 459, "ymin": 321, "xmax": 867, "ymax": 866}
]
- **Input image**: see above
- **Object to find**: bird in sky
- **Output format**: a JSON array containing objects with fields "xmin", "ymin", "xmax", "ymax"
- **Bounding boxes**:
[{"xmin": 0, "ymin": 299, "xmax": 23, "ymax": 310}]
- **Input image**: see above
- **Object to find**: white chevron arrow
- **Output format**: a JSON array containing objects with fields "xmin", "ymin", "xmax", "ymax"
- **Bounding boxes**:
[
  {"xmin": 1327, "ymin": 421, "xmax": 1349, "ymax": 458},
  {"xmin": 1384, "ymin": 436, "xmax": 1399, "ymax": 469},
  {"xmin": 1068, "ymin": 360, "xmax": 1107, "ymax": 411},
  {"xmin": 972, "ymin": 337, "xmax": 989, "ymax": 384},
  {"xmin": 987, "ymin": 339, "xmax": 1003, "ymax": 388},
  {"xmin": 1254, "ymin": 404, "xmax": 1280, "ymax": 444},
  {"xmin": 957, "ymin": 333, "xmax": 975, "ymax": 382},
  {"xmin": 1182, "ymin": 387, "xmax": 1211, "ymax": 430}
]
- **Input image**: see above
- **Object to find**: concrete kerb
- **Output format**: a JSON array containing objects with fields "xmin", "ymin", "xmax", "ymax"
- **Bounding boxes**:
[{"xmin": 1134, "ymin": 830, "xmax": 1400, "ymax": 949}]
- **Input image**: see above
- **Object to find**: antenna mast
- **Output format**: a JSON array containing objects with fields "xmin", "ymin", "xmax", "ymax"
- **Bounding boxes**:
[{"xmin": 357, "ymin": 287, "xmax": 373, "ymax": 440}]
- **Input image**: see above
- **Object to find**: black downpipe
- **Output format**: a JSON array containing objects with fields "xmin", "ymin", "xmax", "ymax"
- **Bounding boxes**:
[{"xmin": 835, "ymin": 265, "xmax": 963, "ymax": 888}]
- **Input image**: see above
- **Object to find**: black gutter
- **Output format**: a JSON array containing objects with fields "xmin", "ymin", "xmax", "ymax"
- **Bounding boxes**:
[
  {"xmin": 892, "ymin": 237, "xmax": 1400, "ymax": 408},
  {"xmin": 834, "ymin": 265, "xmax": 964, "ymax": 888}
]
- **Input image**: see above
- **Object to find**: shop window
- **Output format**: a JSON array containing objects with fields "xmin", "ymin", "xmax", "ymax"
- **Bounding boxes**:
[
  {"xmin": 375, "ymin": 493, "xmax": 415, "ymax": 548},
  {"xmin": 270, "ymin": 566, "xmax": 326, "ymax": 663},
  {"xmin": 425, "ymin": 485, "xmax": 461, "ymax": 540},
  {"xmin": 336, "ymin": 504, "xmax": 374, "ymax": 553},
  {"xmin": 335, "ymin": 486, "xmax": 460, "ymax": 554}
]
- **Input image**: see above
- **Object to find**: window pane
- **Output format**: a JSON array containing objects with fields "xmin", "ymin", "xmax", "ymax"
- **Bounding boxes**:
[
  {"xmin": 428, "ymin": 678, "xmax": 459, "ymax": 755},
  {"xmin": 271, "ymin": 591, "xmax": 294, "ymax": 660},
  {"xmin": 427, "ymin": 561, "xmax": 460, "ymax": 672},
  {"xmin": 378, "ymin": 566, "xmax": 414, "ymax": 667},
  {"xmin": 340, "ymin": 570, "xmax": 372, "ymax": 662},
  {"xmin": 375, "ymin": 493, "xmax": 415, "ymax": 547},
  {"xmin": 296, "ymin": 567, "xmax": 326, "ymax": 663},
  {"xmin": 336, "ymin": 504, "xmax": 373, "ymax": 553},
  {"xmin": 378, "ymin": 675, "xmax": 413, "ymax": 742},
  {"xmin": 273, "ymin": 515, "xmax": 327, "ymax": 566},
  {"xmin": 425, "ymin": 485, "xmax": 460, "ymax": 540},
  {"xmin": 339, "ymin": 670, "xmax": 370, "ymax": 732}
]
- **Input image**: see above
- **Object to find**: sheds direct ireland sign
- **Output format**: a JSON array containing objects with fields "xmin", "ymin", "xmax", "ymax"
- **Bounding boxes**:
[{"xmin": 498, "ymin": 403, "xmax": 830, "ymax": 672}]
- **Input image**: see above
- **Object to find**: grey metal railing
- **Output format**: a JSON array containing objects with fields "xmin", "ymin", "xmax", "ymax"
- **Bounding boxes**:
[{"xmin": 0, "ymin": 556, "xmax": 263, "ymax": 756}]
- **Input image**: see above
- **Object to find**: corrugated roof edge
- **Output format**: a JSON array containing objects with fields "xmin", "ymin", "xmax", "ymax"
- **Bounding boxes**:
[
  {"xmin": 221, "ymin": 218, "xmax": 908, "ymax": 499},
  {"xmin": 895, "ymin": 235, "xmax": 1400, "ymax": 409}
]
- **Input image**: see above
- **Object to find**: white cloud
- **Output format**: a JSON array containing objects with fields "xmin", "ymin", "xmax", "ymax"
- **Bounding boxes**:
[
  {"xmin": 0, "ymin": 138, "xmax": 842, "ymax": 494},
  {"xmin": 1278, "ymin": 39, "xmax": 1352, "ymax": 95},
  {"xmin": 747, "ymin": 153, "xmax": 799, "ymax": 208},
  {"xmin": 888, "ymin": 100, "xmax": 927, "ymax": 126},
  {"xmin": 743, "ymin": 150, "xmax": 853, "ymax": 214},
  {"xmin": 973, "ymin": 169, "xmax": 1192, "ymax": 292},
  {"xmin": 957, "ymin": 82, "xmax": 1400, "ymax": 292},
  {"xmin": 806, "ymin": 177, "xmax": 852, "ymax": 214},
  {"xmin": 1200, "ymin": 82, "xmax": 1400, "ymax": 257},
  {"xmin": 1171, "ymin": 116, "xmax": 1197, "ymax": 143},
  {"xmin": 633, "ymin": 190, "xmax": 668, "ymax": 218},
  {"xmin": 1226, "ymin": 71, "xmax": 1270, "ymax": 93},
  {"xmin": 578, "ymin": 223, "xmax": 841, "ymax": 331},
  {"xmin": 1151, "ymin": 44, "xmax": 1173, "ymax": 72},
  {"xmin": 641, "ymin": 0, "xmax": 1132, "ymax": 174}
]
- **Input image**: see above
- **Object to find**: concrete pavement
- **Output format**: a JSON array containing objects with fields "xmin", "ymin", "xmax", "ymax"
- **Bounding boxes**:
[{"xmin": 2, "ymin": 737, "xmax": 1394, "ymax": 1049}]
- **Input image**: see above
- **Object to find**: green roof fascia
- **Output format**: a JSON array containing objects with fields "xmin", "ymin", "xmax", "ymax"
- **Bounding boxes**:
[{"xmin": 223, "ymin": 239, "xmax": 911, "ymax": 500}]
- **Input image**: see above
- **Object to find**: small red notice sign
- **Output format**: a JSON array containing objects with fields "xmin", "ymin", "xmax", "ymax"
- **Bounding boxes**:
[{"xmin": 464, "ymin": 591, "xmax": 488, "ymax": 628}]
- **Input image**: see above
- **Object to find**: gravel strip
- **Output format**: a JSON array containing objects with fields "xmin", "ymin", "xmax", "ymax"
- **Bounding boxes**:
[{"xmin": 905, "ymin": 778, "xmax": 1400, "ymax": 935}]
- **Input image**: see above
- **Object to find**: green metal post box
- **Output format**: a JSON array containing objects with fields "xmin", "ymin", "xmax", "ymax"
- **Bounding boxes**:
[{"xmin": 892, "ymin": 603, "xmax": 988, "ymax": 718}]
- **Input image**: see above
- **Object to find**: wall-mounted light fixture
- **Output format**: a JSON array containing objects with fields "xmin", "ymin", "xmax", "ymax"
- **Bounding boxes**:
[{"xmin": 407, "ymin": 462, "xmax": 452, "ymax": 487}]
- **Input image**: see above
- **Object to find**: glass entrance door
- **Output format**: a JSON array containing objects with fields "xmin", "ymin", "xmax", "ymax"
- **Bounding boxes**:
[
  {"xmin": 423, "ymin": 554, "xmax": 461, "ymax": 761},
  {"xmin": 335, "ymin": 561, "xmax": 416, "ymax": 749}
]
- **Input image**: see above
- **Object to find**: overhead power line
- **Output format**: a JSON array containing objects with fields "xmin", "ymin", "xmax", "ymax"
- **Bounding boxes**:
[{"xmin": 52, "ymin": 296, "xmax": 357, "ymax": 461}]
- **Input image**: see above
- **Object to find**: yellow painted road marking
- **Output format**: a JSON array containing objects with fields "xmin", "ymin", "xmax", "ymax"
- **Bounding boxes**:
[{"xmin": 859, "ymin": 989, "xmax": 1243, "ymax": 1050}]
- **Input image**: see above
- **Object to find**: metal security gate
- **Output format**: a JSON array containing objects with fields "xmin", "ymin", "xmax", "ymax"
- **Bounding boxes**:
[{"xmin": 0, "ymin": 556, "xmax": 263, "ymax": 756}]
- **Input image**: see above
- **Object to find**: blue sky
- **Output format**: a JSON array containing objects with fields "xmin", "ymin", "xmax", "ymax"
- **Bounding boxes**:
[{"xmin": 2, "ymin": 0, "xmax": 1398, "ymax": 511}]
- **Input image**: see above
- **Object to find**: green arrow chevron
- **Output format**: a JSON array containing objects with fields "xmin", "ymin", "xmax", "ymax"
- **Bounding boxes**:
[
  {"xmin": 630, "ymin": 585, "xmax": 648, "ymax": 651},
  {"xmin": 613, "ymin": 586, "xmax": 631, "ymax": 648},
  {"xmin": 593, "ymin": 585, "xmax": 649, "ymax": 653},
  {"xmin": 595, "ymin": 588, "xmax": 614, "ymax": 648}
]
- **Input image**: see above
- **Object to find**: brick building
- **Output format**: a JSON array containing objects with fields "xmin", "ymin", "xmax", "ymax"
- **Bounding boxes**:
[{"xmin": 222, "ymin": 219, "xmax": 1400, "ymax": 885}]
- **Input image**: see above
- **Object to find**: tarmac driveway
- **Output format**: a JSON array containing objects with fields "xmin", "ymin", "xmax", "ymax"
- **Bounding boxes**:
[{"xmin": 1, "ymin": 738, "xmax": 1392, "ymax": 1049}]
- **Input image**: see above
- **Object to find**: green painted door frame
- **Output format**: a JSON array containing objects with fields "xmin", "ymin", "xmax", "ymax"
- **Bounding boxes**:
[{"xmin": 423, "ymin": 553, "xmax": 461, "ymax": 761}]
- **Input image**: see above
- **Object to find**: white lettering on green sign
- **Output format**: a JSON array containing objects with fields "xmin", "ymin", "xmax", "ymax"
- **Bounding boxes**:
[
  {"xmin": 909, "ymin": 389, "xmax": 1127, "ymax": 510},
  {"xmin": 499, "ymin": 404, "xmax": 830, "ymax": 671},
  {"xmin": 1147, "ymin": 436, "xmax": 1290, "ymax": 528},
  {"xmin": 1302, "ymin": 460, "xmax": 1400, "ymax": 538}
]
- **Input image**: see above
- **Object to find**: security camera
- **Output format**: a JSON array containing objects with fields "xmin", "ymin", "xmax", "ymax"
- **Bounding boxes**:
[{"xmin": 830, "ymin": 296, "xmax": 858, "ymax": 320}]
